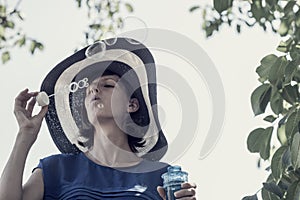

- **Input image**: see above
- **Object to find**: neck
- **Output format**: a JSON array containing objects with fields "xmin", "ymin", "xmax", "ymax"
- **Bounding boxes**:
[{"xmin": 86, "ymin": 119, "xmax": 142, "ymax": 167}]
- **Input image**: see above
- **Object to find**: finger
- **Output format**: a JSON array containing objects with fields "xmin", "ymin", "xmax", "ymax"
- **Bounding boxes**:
[
  {"xmin": 14, "ymin": 89, "xmax": 28, "ymax": 107},
  {"xmin": 35, "ymin": 105, "xmax": 48, "ymax": 120},
  {"xmin": 157, "ymin": 186, "xmax": 166, "ymax": 200},
  {"xmin": 26, "ymin": 97, "xmax": 37, "ymax": 116},
  {"xmin": 181, "ymin": 182, "xmax": 197, "ymax": 189},
  {"xmin": 15, "ymin": 89, "xmax": 38, "ymax": 108},
  {"xmin": 175, "ymin": 197, "xmax": 196, "ymax": 200},
  {"xmin": 174, "ymin": 188, "xmax": 196, "ymax": 199}
]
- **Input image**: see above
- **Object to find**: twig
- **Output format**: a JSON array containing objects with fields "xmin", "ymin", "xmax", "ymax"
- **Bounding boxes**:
[{"xmin": 9, "ymin": 0, "xmax": 22, "ymax": 15}]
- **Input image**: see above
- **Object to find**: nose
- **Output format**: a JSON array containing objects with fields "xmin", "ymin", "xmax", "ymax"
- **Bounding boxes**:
[{"xmin": 89, "ymin": 84, "xmax": 100, "ymax": 94}]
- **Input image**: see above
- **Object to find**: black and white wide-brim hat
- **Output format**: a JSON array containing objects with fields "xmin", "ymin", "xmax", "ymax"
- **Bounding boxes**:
[{"xmin": 41, "ymin": 38, "xmax": 168, "ymax": 161}]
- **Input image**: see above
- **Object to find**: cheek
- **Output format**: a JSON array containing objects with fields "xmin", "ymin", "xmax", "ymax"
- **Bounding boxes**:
[
  {"xmin": 110, "ymin": 94, "xmax": 128, "ymax": 112},
  {"xmin": 84, "ymin": 98, "xmax": 87, "ymax": 107},
  {"xmin": 84, "ymin": 98, "xmax": 89, "ymax": 110}
]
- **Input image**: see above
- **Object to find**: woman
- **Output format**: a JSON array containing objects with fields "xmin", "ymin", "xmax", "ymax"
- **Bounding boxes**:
[{"xmin": 0, "ymin": 38, "xmax": 197, "ymax": 199}]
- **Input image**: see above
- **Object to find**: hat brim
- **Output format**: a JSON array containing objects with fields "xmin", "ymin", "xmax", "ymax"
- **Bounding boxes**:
[{"xmin": 41, "ymin": 38, "xmax": 168, "ymax": 161}]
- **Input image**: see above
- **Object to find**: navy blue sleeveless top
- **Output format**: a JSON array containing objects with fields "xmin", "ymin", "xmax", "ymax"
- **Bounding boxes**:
[{"xmin": 36, "ymin": 153, "xmax": 169, "ymax": 200}]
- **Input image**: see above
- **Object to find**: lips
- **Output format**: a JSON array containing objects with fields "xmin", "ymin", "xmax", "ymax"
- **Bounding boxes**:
[{"xmin": 90, "ymin": 95, "xmax": 102, "ymax": 103}]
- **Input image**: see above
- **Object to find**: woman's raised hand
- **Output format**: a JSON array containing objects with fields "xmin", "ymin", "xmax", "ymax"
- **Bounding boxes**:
[{"xmin": 14, "ymin": 89, "xmax": 48, "ymax": 146}]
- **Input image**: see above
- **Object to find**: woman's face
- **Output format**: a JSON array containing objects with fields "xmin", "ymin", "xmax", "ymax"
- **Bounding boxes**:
[{"xmin": 84, "ymin": 74, "xmax": 131, "ymax": 124}]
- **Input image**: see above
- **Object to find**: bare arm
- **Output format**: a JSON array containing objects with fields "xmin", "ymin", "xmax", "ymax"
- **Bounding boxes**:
[
  {"xmin": 23, "ymin": 169, "xmax": 44, "ymax": 200},
  {"xmin": 0, "ymin": 89, "xmax": 47, "ymax": 200}
]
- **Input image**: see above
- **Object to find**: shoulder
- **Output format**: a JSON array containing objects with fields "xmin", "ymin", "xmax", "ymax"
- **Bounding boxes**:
[
  {"xmin": 37, "ymin": 153, "xmax": 84, "ymax": 186},
  {"xmin": 38, "ymin": 153, "xmax": 81, "ymax": 169},
  {"xmin": 40, "ymin": 153, "xmax": 79, "ymax": 162}
]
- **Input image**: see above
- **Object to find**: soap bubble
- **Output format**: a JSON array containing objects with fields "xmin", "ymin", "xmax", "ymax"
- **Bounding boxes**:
[
  {"xmin": 68, "ymin": 78, "xmax": 89, "ymax": 93},
  {"xmin": 118, "ymin": 16, "xmax": 148, "ymax": 44},
  {"xmin": 85, "ymin": 41, "xmax": 106, "ymax": 59},
  {"xmin": 49, "ymin": 78, "xmax": 89, "ymax": 99},
  {"xmin": 103, "ymin": 31, "xmax": 118, "ymax": 46},
  {"xmin": 78, "ymin": 78, "xmax": 89, "ymax": 89},
  {"xmin": 69, "ymin": 82, "xmax": 79, "ymax": 93}
]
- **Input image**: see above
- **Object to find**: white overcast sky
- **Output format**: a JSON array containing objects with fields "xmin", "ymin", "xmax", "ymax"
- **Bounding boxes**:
[{"xmin": 0, "ymin": 0, "xmax": 281, "ymax": 199}]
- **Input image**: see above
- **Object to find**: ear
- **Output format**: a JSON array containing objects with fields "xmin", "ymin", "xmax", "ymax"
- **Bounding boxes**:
[{"xmin": 127, "ymin": 98, "xmax": 139, "ymax": 113}]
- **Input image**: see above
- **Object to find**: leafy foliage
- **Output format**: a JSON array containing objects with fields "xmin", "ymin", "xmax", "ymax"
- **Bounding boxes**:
[
  {"xmin": 75, "ymin": 0, "xmax": 133, "ymax": 46},
  {"xmin": 0, "ymin": 1, "xmax": 44, "ymax": 64},
  {"xmin": 192, "ymin": 0, "xmax": 300, "ymax": 199},
  {"xmin": 0, "ymin": 0, "xmax": 133, "ymax": 64}
]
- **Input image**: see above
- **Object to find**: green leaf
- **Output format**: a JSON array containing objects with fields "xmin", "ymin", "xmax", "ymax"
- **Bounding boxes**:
[
  {"xmin": 17, "ymin": 36, "xmax": 26, "ymax": 47},
  {"xmin": 293, "ymin": 68, "xmax": 300, "ymax": 83},
  {"xmin": 35, "ymin": 42, "xmax": 44, "ymax": 51},
  {"xmin": 0, "ymin": 26, "xmax": 4, "ymax": 37},
  {"xmin": 247, "ymin": 127, "xmax": 273, "ymax": 160},
  {"xmin": 89, "ymin": 24, "xmax": 101, "ymax": 29},
  {"xmin": 30, "ymin": 41, "xmax": 36, "ymax": 54},
  {"xmin": 0, "ymin": 5, "xmax": 6, "ymax": 15},
  {"xmin": 286, "ymin": 109, "xmax": 300, "ymax": 140},
  {"xmin": 261, "ymin": 54, "xmax": 278, "ymax": 68},
  {"xmin": 125, "ymin": 3, "xmax": 133, "ymax": 12},
  {"xmin": 256, "ymin": 54, "xmax": 278, "ymax": 82},
  {"xmin": 277, "ymin": 38, "xmax": 293, "ymax": 53},
  {"xmin": 282, "ymin": 147, "xmax": 292, "ymax": 169},
  {"xmin": 263, "ymin": 182, "xmax": 284, "ymax": 198},
  {"xmin": 264, "ymin": 115, "xmax": 278, "ymax": 123},
  {"xmin": 270, "ymin": 88, "xmax": 283, "ymax": 115},
  {"xmin": 277, "ymin": 124, "xmax": 288, "ymax": 145},
  {"xmin": 290, "ymin": 49, "xmax": 300, "ymax": 63},
  {"xmin": 286, "ymin": 181, "xmax": 300, "ymax": 200},
  {"xmin": 6, "ymin": 21, "xmax": 15, "ymax": 29},
  {"xmin": 213, "ymin": 0, "xmax": 233, "ymax": 13},
  {"xmin": 296, "ymin": 10, "xmax": 300, "ymax": 27},
  {"xmin": 205, "ymin": 24, "xmax": 215, "ymax": 37},
  {"xmin": 248, "ymin": 128, "xmax": 265, "ymax": 153},
  {"xmin": 285, "ymin": 61, "xmax": 298, "ymax": 83},
  {"xmin": 251, "ymin": 84, "xmax": 272, "ymax": 116},
  {"xmin": 189, "ymin": 6, "xmax": 200, "ymax": 12},
  {"xmin": 242, "ymin": 194, "xmax": 258, "ymax": 200},
  {"xmin": 76, "ymin": 0, "xmax": 82, "ymax": 7},
  {"xmin": 1, "ymin": 51, "xmax": 10, "ymax": 64},
  {"xmin": 283, "ymin": 1, "xmax": 296, "ymax": 14},
  {"xmin": 269, "ymin": 56, "xmax": 288, "ymax": 87},
  {"xmin": 282, "ymin": 85, "xmax": 299, "ymax": 105},
  {"xmin": 236, "ymin": 24, "xmax": 241, "ymax": 33},
  {"xmin": 251, "ymin": 0, "xmax": 264, "ymax": 21},
  {"xmin": 261, "ymin": 187, "xmax": 281, "ymax": 200},
  {"xmin": 291, "ymin": 133, "xmax": 300, "ymax": 170},
  {"xmin": 278, "ymin": 20, "xmax": 289, "ymax": 37},
  {"xmin": 271, "ymin": 146, "xmax": 287, "ymax": 181},
  {"xmin": 266, "ymin": 0, "xmax": 278, "ymax": 7}
]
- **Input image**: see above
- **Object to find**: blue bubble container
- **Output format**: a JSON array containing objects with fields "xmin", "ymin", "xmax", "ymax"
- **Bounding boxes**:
[{"xmin": 161, "ymin": 166, "xmax": 188, "ymax": 200}]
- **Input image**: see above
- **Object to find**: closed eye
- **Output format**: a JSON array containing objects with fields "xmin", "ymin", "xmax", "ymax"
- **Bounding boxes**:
[{"xmin": 104, "ymin": 85, "xmax": 114, "ymax": 88}]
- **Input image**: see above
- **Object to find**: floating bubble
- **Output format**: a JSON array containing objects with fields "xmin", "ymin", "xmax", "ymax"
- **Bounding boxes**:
[
  {"xmin": 68, "ymin": 77, "xmax": 89, "ymax": 93},
  {"xmin": 118, "ymin": 16, "xmax": 148, "ymax": 44},
  {"xmin": 103, "ymin": 31, "xmax": 118, "ymax": 46},
  {"xmin": 43, "ymin": 78, "xmax": 89, "ymax": 107},
  {"xmin": 85, "ymin": 41, "xmax": 106, "ymax": 60},
  {"xmin": 78, "ymin": 78, "xmax": 89, "ymax": 89},
  {"xmin": 69, "ymin": 82, "xmax": 79, "ymax": 93}
]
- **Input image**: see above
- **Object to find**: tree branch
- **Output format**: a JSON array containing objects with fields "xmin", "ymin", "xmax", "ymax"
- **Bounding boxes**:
[{"xmin": 9, "ymin": 0, "xmax": 22, "ymax": 15}]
